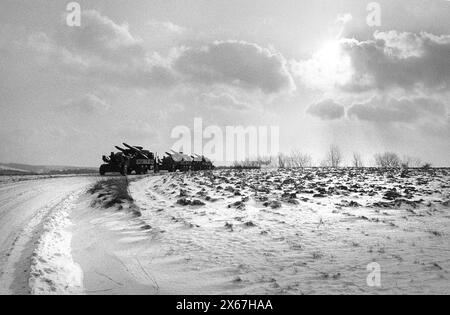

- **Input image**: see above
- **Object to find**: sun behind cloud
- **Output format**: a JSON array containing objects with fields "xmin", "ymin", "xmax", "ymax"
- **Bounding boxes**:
[{"xmin": 292, "ymin": 39, "xmax": 353, "ymax": 90}]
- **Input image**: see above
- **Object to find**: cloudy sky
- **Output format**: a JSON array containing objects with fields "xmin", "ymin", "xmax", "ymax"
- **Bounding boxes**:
[{"xmin": 0, "ymin": 0, "xmax": 449, "ymax": 166}]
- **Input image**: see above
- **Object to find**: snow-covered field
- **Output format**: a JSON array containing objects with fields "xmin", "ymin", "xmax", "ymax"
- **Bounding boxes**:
[
  {"xmin": 127, "ymin": 169, "xmax": 450, "ymax": 294},
  {"xmin": 1, "ymin": 169, "xmax": 449, "ymax": 294}
]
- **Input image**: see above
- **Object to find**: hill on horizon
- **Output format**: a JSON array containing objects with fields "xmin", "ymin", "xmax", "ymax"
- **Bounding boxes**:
[{"xmin": 0, "ymin": 162, "xmax": 97, "ymax": 175}]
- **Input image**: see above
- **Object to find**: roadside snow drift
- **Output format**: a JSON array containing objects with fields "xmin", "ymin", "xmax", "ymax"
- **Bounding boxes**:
[{"xmin": 29, "ymin": 192, "xmax": 85, "ymax": 295}]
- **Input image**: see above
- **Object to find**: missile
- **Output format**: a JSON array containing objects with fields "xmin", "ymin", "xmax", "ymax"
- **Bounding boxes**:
[{"xmin": 123, "ymin": 143, "xmax": 149, "ymax": 159}]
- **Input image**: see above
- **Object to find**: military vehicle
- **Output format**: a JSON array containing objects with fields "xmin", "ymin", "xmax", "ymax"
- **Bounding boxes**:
[
  {"xmin": 159, "ymin": 151, "xmax": 193, "ymax": 172},
  {"xmin": 200, "ymin": 155, "xmax": 214, "ymax": 170},
  {"xmin": 100, "ymin": 151, "xmax": 128, "ymax": 175},
  {"xmin": 191, "ymin": 154, "xmax": 203, "ymax": 171},
  {"xmin": 157, "ymin": 151, "xmax": 214, "ymax": 172},
  {"xmin": 191, "ymin": 154, "xmax": 214, "ymax": 171},
  {"xmin": 100, "ymin": 144, "xmax": 214, "ymax": 175},
  {"xmin": 99, "ymin": 143, "xmax": 156, "ymax": 175}
]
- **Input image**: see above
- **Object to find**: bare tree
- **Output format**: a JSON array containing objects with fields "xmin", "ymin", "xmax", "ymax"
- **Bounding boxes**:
[
  {"xmin": 256, "ymin": 156, "xmax": 272, "ymax": 167},
  {"xmin": 319, "ymin": 159, "xmax": 330, "ymax": 167},
  {"xmin": 401, "ymin": 155, "xmax": 422, "ymax": 168},
  {"xmin": 234, "ymin": 159, "xmax": 260, "ymax": 169},
  {"xmin": 234, "ymin": 156, "xmax": 273, "ymax": 169},
  {"xmin": 374, "ymin": 152, "xmax": 401, "ymax": 168},
  {"xmin": 352, "ymin": 152, "xmax": 363, "ymax": 168},
  {"xmin": 289, "ymin": 150, "xmax": 312, "ymax": 168},
  {"xmin": 412, "ymin": 158, "xmax": 423, "ymax": 168},
  {"xmin": 277, "ymin": 151, "xmax": 312, "ymax": 168},
  {"xmin": 326, "ymin": 145, "xmax": 342, "ymax": 168},
  {"xmin": 278, "ymin": 154, "xmax": 287, "ymax": 168}
]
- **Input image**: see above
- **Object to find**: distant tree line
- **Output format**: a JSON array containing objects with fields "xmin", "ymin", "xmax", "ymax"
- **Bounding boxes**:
[
  {"xmin": 231, "ymin": 145, "xmax": 432, "ymax": 169},
  {"xmin": 373, "ymin": 152, "xmax": 430, "ymax": 169},
  {"xmin": 233, "ymin": 156, "xmax": 273, "ymax": 169}
]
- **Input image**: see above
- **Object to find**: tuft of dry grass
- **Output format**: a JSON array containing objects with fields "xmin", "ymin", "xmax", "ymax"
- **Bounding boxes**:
[{"xmin": 88, "ymin": 178, "xmax": 134, "ymax": 209}]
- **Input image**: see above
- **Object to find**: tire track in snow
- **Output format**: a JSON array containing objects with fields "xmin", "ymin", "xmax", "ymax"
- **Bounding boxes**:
[
  {"xmin": 0, "ymin": 177, "xmax": 96, "ymax": 294},
  {"xmin": 28, "ymin": 190, "xmax": 86, "ymax": 295}
]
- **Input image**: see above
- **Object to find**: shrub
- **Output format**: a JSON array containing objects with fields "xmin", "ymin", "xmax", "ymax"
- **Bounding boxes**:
[{"xmin": 374, "ymin": 152, "xmax": 401, "ymax": 168}]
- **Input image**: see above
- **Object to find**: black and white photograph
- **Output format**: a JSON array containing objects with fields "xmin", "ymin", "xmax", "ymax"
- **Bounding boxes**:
[{"xmin": 0, "ymin": 0, "xmax": 449, "ymax": 299}]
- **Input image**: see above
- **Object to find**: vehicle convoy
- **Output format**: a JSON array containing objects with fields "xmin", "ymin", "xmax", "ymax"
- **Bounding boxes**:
[
  {"xmin": 158, "ymin": 151, "xmax": 214, "ymax": 172},
  {"xmin": 99, "ymin": 145, "xmax": 214, "ymax": 175}
]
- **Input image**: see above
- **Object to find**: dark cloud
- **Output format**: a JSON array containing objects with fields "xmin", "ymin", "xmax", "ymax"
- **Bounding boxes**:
[
  {"xmin": 55, "ymin": 10, "xmax": 146, "ymax": 63},
  {"xmin": 28, "ymin": 11, "xmax": 178, "ymax": 89},
  {"xmin": 347, "ymin": 96, "xmax": 446, "ymax": 123},
  {"xmin": 307, "ymin": 99, "xmax": 345, "ymax": 120},
  {"xmin": 174, "ymin": 40, "xmax": 295, "ymax": 93},
  {"xmin": 29, "ymin": 12, "xmax": 294, "ymax": 94},
  {"xmin": 341, "ymin": 31, "xmax": 450, "ymax": 92}
]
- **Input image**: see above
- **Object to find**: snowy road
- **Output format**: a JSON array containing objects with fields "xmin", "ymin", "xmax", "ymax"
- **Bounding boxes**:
[{"xmin": 0, "ymin": 176, "xmax": 96, "ymax": 294}]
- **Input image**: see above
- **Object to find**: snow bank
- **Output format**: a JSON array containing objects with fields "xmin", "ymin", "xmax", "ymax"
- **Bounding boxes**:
[{"xmin": 29, "ymin": 192, "xmax": 85, "ymax": 295}]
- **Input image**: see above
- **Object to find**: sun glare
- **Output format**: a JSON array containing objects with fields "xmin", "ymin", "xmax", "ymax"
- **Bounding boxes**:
[
  {"xmin": 319, "ymin": 41, "xmax": 342, "ymax": 66},
  {"xmin": 316, "ymin": 40, "xmax": 352, "ymax": 85},
  {"xmin": 296, "ymin": 39, "xmax": 353, "ymax": 89}
]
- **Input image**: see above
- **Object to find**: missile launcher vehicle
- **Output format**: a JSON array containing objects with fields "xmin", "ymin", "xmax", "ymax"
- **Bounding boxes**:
[{"xmin": 99, "ymin": 143, "xmax": 156, "ymax": 175}]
